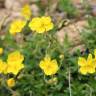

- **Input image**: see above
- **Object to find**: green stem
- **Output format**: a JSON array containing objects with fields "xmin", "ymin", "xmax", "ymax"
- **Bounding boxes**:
[
  {"xmin": 43, "ymin": 74, "xmax": 48, "ymax": 96},
  {"xmin": 84, "ymin": 84, "xmax": 93, "ymax": 96},
  {"xmin": 68, "ymin": 68, "xmax": 72, "ymax": 96}
]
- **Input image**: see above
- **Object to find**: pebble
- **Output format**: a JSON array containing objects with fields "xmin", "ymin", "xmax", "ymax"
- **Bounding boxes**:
[
  {"xmin": 30, "ymin": 4, "xmax": 39, "ymax": 16},
  {"xmin": 92, "ymin": 5, "xmax": 96, "ymax": 16}
]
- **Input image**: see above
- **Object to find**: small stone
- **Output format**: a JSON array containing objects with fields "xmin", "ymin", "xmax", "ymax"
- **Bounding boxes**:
[
  {"xmin": 0, "ymin": 0, "xmax": 5, "ymax": 8},
  {"xmin": 30, "ymin": 4, "xmax": 39, "ymax": 16},
  {"xmin": 12, "ymin": 1, "xmax": 21, "ymax": 12},
  {"xmin": 5, "ymin": 0, "xmax": 15, "ymax": 9},
  {"xmin": 92, "ymin": 5, "xmax": 96, "ymax": 16}
]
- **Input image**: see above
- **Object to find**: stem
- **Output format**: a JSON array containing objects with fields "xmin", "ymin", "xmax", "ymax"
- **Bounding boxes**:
[
  {"xmin": 59, "ymin": 59, "xmax": 63, "ymax": 69},
  {"xmin": 0, "ymin": 15, "xmax": 9, "ymax": 31},
  {"xmin": 29, "ymin": 90, "xmax": 32, "ymax": 96},
  {"xmin": 43, "ymin": 74, "xmax": 48, "ymax": 96},
  {"xmin": 85, "ymin": 84, "xmax": 93, "ymax": 96},
  {"xmin": 68, "ymin": 68, "xmax": 72, "ymax": 96},
  {"xmin": 43, "ymin": 74, "xmax": 48, "ymax": 83},
  {"xmin": 45, "ymin": 33, "xmax": 51, "ymax": 55},
  {"xmin": 5, "ymin": 84, "xmax": 15, "ymax": 94}
]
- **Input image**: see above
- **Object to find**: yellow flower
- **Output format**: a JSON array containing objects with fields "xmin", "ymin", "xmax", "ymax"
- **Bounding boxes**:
[
  {"xmin": 0, "ymin": 59, "xmax": 7, "ymax": 74},
  {"xmin": 0, "ymin": 48, "xmax": 3, "ymax": 55},
  {"xmin": 39, "ymin": 56, "xmax": 59, "ymax": 75},
  {"xmin": 7, "ymin": 51, "xmax": 24, "ymax": 64},
  {"xmin": 7, "ymin": 78, "xmax": 15, "ymax": 88},
  {"xmin": 7, "ymin": 51, "xmax": 24, "ymax": 75},
  {"xmin": 9, "ymin": 19, "xmax": 26, "ymax": 35},
  {"xmin": 78, "ymin": 54, "xmax": 95, "ymax": 75},
  {"xmin": 7, "ymin": 63, "xmax": 24, "ymax": 75},
  {"xmin": 29, "ymin": 16, "xmax": 54, "ymax": 33},
  {"xmin": 29, "ymin": 17, "xmax": 41, "ymax": 32},
  {"xmin": 21, "ymin": 4, "xmax": 32, "ymax": 20}
]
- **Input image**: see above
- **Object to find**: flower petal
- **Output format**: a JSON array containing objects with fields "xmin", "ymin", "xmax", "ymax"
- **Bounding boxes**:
[
  {"xmin": 78, "ymin": 57, "xmax": 87, "ymax": 66},
  {"xmin": 87, "ymin": 54, "xmax": 93, "ymax": 65},
  {"xmin": 79, "ymin": 67, "xmax": 88, "ymax": 75}
]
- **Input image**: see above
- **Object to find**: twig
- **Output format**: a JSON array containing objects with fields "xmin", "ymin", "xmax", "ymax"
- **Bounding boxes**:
[
  {"xmin": 85, "ymin": 84, "xmax": 93, "ymax": 96},
  {"xmin": 68, "ymin": 68, "xmax": 72, "ymax": 96},
  {"xmin": 0, "ymin": 14, "xmax": 9, "ymax": 31}
]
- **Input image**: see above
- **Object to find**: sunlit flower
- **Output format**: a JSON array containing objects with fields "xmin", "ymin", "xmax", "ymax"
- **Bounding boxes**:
[
  {"xmin": 0, "ymin": 59, "xmax": 7, "ymax": 74},
  {"xmin": 78, "ymin": 54, "xmax": 95, "ymax": 75},
  {"xmin": 29, "ymin": 16, "xmax": 54, "ymax": 33},
  {"xmin": 7, "ymin": 51, "xmax": 24, "ymax": 75},
  {"xmin": 7, "ymin": 63, "xmax": 24, "ymax": 75},
  {"xmin": 7, "ymin": 51, "xmax": 24, "ymax": 64},
  {"xmin": 7, "ymin": 78, "xmax": 15, "ymax": 88},
  {"xmin": 0, "ymin": 48, "xmax": 3, "ymax": 55},
  {"xmin": 39, "ymin": 56, "xmax": 59, "ymax": 75},
  {"xmin": 9, "ymin": 19, "xmax": 26, "ymax": 35},
  {"xmin": 21, "ymin": 4, "xmax": 32, "ymax": 20}
]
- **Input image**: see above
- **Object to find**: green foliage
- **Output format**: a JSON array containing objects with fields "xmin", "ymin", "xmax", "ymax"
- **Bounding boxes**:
[
  {"xmin": 1, "ymin": 2, "xmax": 96, "ymax": 96},
  {"xmin": 0, "ymin": 25, "xmax": 96, "ymax": 96},
  {"xmin": 81, "ymin": 16, "xmax": 96, "ymax": 50},
  {"xmin": 59, "ymin": 0, "xmax": 77, "ymax": 18}
]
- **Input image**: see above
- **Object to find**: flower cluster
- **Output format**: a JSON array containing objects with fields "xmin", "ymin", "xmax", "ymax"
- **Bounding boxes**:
[
  {"xmin": 78, "ymin": 50, "xmax": 96, "ymax": 75},
  {"xmin": 7, "ymin": 51, "xmax": 24, "ymax": 75},
  {"xmin": 0, "ymin": 51, "xmax": 24, "ymax": 75},
  {"xmin": 9, "ymin": 4, "xmax": 31, "ymax": 35},
  {"xmin": 9, "ymin": 4, "xmax": 54, "ymax": 35},
  {"xmin": 29, "ymin": 16, "xmax": 54, "ymax": 33},
  {"xmin": 39, "ymin": 56, "xmax": 59, "ymax": 75}
]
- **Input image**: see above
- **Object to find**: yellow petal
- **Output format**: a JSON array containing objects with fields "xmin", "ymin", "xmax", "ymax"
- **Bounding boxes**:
[
  {"xmin": 21, "ymin": 4, "xmax": 32, "ymax": 20},
  {"xmin": 94, "ymin": 49, "xmax": 96, "ymax": 59},
  {"xmin": 44, "ymin": 55, "xmax": 51, "ymax": 62},
  {"xmin": 7, "ymin": 78, "xmax": 15, "ymax": 88},
  {"xmin": 9, "ymin": 19, "xmax": 26, "ymax": 35},
  {"xmin": 78, "ymin": 57, "xmax": 87, "ymax": 66},
  {"xmin": 41, "ymin": 16, "xmax": 52, "ymax": 23},
  {"xmin": 39, "ymin": 60, "xmax": 45, "ymax": 69},
  {"xmin": 36, "ymin": 27, "xmax": 45, "ymax": 33},
  {"xmin": 79, "ymin": 67, "xmax": 88, "ymax": 75},
  {"xmin": 87, "ymin": 54, "xmax": 93, "ymax": 65},
  {"xmin": 39, "ymin": 56, "xmax": 58, "ymax": 75},
  {"xmin": 45, "ymin": 23, "xmax": 54, "ymax": 32},
  {"xmin": 87, "ymin": 66, "xmax": 95, "ymax": 74}
]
